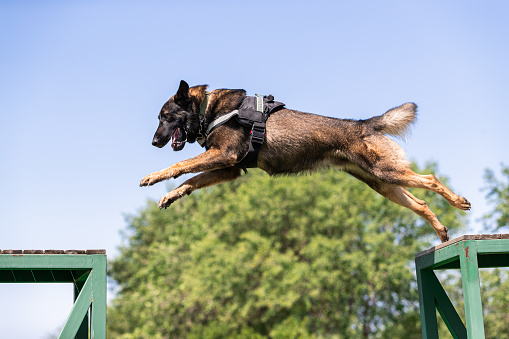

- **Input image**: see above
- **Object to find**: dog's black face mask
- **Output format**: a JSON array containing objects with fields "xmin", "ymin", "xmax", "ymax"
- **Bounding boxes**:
[
  {"xmin": 152, "ymin": 101, "xmax": 188, "ymax": 150},
  {"xmin": 152, "ymin": 81, "xmax": 192, "ymax": 151}
]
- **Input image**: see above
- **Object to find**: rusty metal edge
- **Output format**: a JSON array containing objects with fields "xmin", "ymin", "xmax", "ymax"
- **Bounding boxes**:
[
  {"xmin": 1, "ymin": 249, "xmax": 106, "ymax": 255},
  {"xmin": 415, "ymin": 234, "xmax": 509, "ymax": 258}
]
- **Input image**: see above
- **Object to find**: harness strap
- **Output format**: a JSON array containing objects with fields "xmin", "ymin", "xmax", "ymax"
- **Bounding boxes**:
[
  {"xmin": 236, "ymin": 97, "xmax": 265, "ymax": 169},
  {"xmin": 196, "ymin": 95, "xmax": 285, "ymax": 169},
  {"xmin": 205, "ymin": 110, "xmax": 239, "ymax": 136}
]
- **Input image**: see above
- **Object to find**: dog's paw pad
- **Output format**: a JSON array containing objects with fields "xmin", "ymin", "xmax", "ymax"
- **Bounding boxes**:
[
  {"xmin": 158, "ymin": 191, "xmax": 183, "ymax": 209},
  {"xmin": 438, "ymin": 226, "xmax": 449, "ymax": 243}
]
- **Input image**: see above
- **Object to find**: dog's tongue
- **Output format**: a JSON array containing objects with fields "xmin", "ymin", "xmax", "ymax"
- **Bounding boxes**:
[{"xmin": 171, "ymin": 128, "xmax": 181, "ymax": 150}]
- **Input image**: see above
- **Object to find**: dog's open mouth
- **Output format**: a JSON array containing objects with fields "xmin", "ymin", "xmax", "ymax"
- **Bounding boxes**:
[{"xmin": 171, "ymin": 127, "xmax": 186, "ymax": 151}]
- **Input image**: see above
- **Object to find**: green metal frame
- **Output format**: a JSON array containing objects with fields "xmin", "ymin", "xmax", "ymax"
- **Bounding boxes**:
[
  {"xmin": 0, "ymin": 250, "xmax": 107, "ymax": 339},
  {"xmin": 415, "ymin": 234, "xmax": 509, "ymax": 339}
]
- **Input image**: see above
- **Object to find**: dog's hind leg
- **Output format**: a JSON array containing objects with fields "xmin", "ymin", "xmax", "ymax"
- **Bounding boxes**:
[
  {"xmin": 389, "ymin": 170, "xmax": 471, "ymax": 211},
  {"xmin": 158, "ymin": 166, "xmax": 242, "ymax": 209},
  {"xmin": 346, "ymin": 168, "xmax": 450, "ymax": 242},
  {"xmin": 375, "ymin": 183, "xmax": 450, "ymax": 242},
  {"xmin": 357, "ymin": 135, "xmax": 470, "ymax": 211}
]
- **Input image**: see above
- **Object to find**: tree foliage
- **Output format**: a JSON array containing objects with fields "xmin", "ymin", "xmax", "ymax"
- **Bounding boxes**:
[
  {"xmin": 108, "ymin": 164, "xmax": 465, "ymax": 338},
  {"xmin": 480, "ymin": 165, "xmax": 509, "ymax": 338},
  {"xmin": 483, "ymin": 164, "xmax": 509, "ymax": 231}
]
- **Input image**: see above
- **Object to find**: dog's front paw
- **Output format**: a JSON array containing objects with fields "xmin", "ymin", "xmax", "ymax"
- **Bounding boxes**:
[
  {"xmin": 158, "ymin": 190, "xmax": 184, "ymax": 209},
  {"xmin": 140, "ymin": 172, "xmax": 164, "ymax": 187}
]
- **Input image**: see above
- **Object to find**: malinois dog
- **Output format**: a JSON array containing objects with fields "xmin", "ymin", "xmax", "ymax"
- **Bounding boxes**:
[{"xmin": 140, "ymin": 80, "xmax": 470, "ymax": 242}]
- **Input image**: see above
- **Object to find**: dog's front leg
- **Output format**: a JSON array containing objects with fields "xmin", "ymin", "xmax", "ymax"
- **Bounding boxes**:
[
  {"xmin": 158, "ymin": 167, "xmax": 242, "ymax": 209},
  {"xmin": 140, "ymin": 149, "xmax": 237, "ymax": 187}
]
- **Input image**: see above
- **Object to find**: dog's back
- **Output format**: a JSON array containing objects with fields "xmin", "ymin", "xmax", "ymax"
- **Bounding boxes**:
[{"xmin": 258, "ymin": 103, "xmax": 416, "ymax": 176}]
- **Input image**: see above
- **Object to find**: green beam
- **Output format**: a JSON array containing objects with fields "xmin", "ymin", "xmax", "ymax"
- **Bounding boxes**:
[
  {"xmin": 458, "ymin": 241, "xmax": 485, "ymax": 339},
  {"xmin": 74, "ymin": 280, "xmax": 89, "ymax": 339},
  {"xmin": 59, "ymin": 272, "xmax": 93, "ymax": 338},
  {"xmin": 0, "ymin": 254, "xmax": 95, "ymax": 270},
  {"xmin": 90, "ymin": 254, "xmax": 107, "ymax": 338},
  {"xmin": 416, "ymin": 268, "xmax": 439, "ymax": 339},
  {"xmin": 476, "ymin": 239, "xmax": 509, "ymax": 254},
  {"xmin": 416, "ymin": 244, "xmax": 460, "ymax": 270},
  {"xmin": 431, "ymin": 272, "xmax": 466, "ymax": 339}
]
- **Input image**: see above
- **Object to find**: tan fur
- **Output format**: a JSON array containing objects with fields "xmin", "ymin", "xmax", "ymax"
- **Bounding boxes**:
[{"xmin": 367, "ymin": 103, "xmax": 417, "ymax": 141}]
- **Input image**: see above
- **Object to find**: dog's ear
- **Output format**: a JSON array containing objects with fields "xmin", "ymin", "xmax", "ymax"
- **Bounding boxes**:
[{"xmin": 175, "ymin": 80, "xmax": 190, "ymax": 104}]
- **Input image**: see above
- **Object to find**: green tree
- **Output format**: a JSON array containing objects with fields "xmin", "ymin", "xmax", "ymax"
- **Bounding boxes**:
[
  {"xmin": 108, "ymin": 164, "xmax": 465, "ymax": 338},
  {"xmin": 483, "ymin": 164, "xmax": 509, "ymax": 231},
  {"xmin": 481, "ymin": 165, "xmax": 509, "ymax": 338}
]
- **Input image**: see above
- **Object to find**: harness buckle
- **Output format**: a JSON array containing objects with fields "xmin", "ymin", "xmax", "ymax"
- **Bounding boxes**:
[{"xmin": 250, "ymin": 122, "xmax": 265, "ymax": 144}]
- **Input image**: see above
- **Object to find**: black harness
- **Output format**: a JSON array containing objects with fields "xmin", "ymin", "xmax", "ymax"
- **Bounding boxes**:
[{"xmin": 197, "ymin": 95, "xmax": 285, "ymax": 170}]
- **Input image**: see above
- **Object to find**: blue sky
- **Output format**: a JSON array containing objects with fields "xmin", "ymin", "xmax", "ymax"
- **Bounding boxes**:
[{"xmin": 1, "ymin": 1, "xmax": 508, "ymax": 337}]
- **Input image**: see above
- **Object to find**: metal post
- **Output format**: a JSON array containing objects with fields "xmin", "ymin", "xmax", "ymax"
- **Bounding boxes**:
[
  {"xmin": 458, "ymin": 241, "xmax": 485, "ymax": 339},
  {"xmin": 416, "ymin": 268, "xmax": 439, "ymax": 339},
  {"xmin": 90, "ymin": 254, "xmax": 107, "ymax": 338}
]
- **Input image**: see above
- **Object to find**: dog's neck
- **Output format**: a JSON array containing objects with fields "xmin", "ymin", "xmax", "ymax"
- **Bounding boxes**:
[
  {"xmin": 181, "ymin": 85, "xmax": 208, "ymax": 143},
  {"xmin": 194, "ymin": 87, "xmax": 246, "ymax": 147},
  {"xmin": 188, "ymin": 85, "xmax": 208, "ymax": 115},
  {"xmin": 204, "ymin": 89, "xmax": 246, "ymax": 119}
]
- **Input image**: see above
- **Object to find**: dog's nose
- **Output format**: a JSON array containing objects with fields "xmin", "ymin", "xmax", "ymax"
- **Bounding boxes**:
[{"xmin": 152, "ymin": 137, "xmax": 159, "ymax": 146}]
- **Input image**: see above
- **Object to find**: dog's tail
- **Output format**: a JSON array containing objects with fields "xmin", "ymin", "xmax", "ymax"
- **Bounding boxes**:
[{"xmin": 365, "ymin": 102, "xmax": 417, "ymax": 141}]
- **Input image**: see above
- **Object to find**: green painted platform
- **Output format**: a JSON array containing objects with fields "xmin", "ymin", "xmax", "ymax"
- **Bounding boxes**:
[
  {"xmin": 0, "ymin": 249, "xmax": 107, "ymax": 339},
  {"xmin": 415, "ymin": 234, "xmax": 509, "ymax": 339}
]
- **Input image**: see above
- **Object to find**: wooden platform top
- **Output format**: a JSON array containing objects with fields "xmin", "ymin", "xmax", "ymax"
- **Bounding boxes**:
[
  {"xmin": 0, "ymin": 249, "xmax": 106, "ymax": 255},
  {"xmin": 415, "ymin": 234, "xmax": 509, "ymax": 258}
]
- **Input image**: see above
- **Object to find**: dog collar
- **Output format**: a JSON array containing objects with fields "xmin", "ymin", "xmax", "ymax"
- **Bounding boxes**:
[
  {"xmin": 199, "ymin": 91, "xmax": 210, "ymax": 118},
  {"xmin": 196, "ymin": 92, "xmax": 210, "ymax": 147}
]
